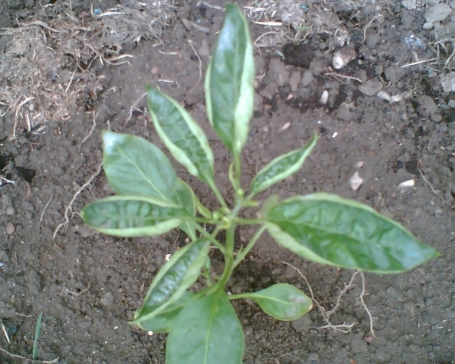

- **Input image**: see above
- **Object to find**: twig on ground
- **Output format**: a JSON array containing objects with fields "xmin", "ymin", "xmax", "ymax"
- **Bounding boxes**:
[
  {"xmin": 53, "ymin": 163, "xmax": 102, "ymax": 239},
  {"xmin": 418, "ymin": 169, "xmax": 453, "ymax": 208},
  {"xmin": 11, "ymin": 96, "xmax": 35, "ymax": 139},
  {"xmin": 0, "ymin": 348, "xmax": 59, "ymax": 363},
  {"xmin": 121, "ymin": 92, "xmax": 147, "ymax": 130},
  {"xmin": 1, "ymin": 323, "xmax": 10, "ymax": 344},
  {"xmin": 64, "ymin": 282, "xmax": 91, "ymax": 296},
  {"xmin": 187, "ymin": 40, "xmax": 202, "ymax": 93},
  {"xmin": 81, "ymin": 112, "xmax": 98, "ymax": 145},
  {"xmin": 40, "ymin": 194, "xmax": 54, "ymax": 223}
]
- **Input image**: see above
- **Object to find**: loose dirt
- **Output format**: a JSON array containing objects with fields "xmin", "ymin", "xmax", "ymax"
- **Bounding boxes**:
[{"xmin": 1, "ymin": 0, "xmax": 454, "ymax": 363}]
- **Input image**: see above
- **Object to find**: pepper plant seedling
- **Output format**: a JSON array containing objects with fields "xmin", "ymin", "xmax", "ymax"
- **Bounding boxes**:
[{"xmin": 81, "ymin": 4, "xmax": 439, "ymax": 363}]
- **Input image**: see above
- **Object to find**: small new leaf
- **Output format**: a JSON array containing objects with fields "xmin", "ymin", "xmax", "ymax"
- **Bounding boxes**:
[
  {"xmin": 233, "ymin": 284, "xmax": 312, "ymax": 321},
  {"xmin": 147, "ymin": 86, "xmax": 215, "ymax": 184},
  {"xmin": 265, "ymin": 193, "xmax": 439, "ymax": 273},
  {"xmin": 166, "ymin": 291, "xmax": 244, "ymax": 364},
  {"xmin": 134, "ymin": 238, "xmax": 210, "ymax": 323},
  {"xmin": 102, "ymin": 131, "xmax": 177, "ymax": 200},
  {"xmin": 250, "ymin": 134, "xmax": 317, "ymax": 196},
  {"xmin": 81, "ymin": 195, "xmax": 189, "ymax": 237},
  {"xmin": 205, "ymin": 3, "xmax": 254, "ymax": 157}
]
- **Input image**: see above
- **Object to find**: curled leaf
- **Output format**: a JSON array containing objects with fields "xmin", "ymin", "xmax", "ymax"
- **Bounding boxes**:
[
  {"xmin": 250, "ymin": 134, "xmax": 317, "ymax": 196},
  {"xmin": 134, "ymin": 238, "xmax": 210, "ymax": 323},
  {"xmin": 147, "ymin": 86, "xmax": 215, "ymax": 184}
]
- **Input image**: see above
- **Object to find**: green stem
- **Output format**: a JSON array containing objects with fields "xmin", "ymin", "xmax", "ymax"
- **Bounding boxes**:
[
  {"xmin": 231, "ymin": 217, "xmax": 263, "ymax": 225},
  {"xmin": 216, "ymin": 224, "xmax": 236, "ymax": 291},
  {"xmin": 208, "ymin": 179, "xmax": 228, "ymax": 209},
  {"xmin": 194, "ymin": 224, "xmax": 225, "ymax": 254},
  {"xmin": 233, "ymin": 225, "xmax": 266, "ymax": 268}
]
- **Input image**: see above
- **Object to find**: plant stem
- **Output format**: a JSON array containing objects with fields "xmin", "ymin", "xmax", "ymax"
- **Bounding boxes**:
[
  {"xmin": 207, "ymin": 179, "xmax": 229, "ymax": 209},
  {"xmin": 233, "ymin": 225, "xmax": 266, "ymax": 268},
  {"xmin": 216, "ymin": 224, "xmax": 236, "ymax": 290},
  {"xmin": 194, "ymin": 224, "xmax": 225, "ymax": 253},
  {"xmin": 232, "ymin": 217, "xmax": 263, "ymax": 225}
]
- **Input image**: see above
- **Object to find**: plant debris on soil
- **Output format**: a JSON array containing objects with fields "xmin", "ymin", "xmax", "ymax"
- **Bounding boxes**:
[{"xmin": 1, "ymin": 0, "xmax": 454, "ymax": 363}]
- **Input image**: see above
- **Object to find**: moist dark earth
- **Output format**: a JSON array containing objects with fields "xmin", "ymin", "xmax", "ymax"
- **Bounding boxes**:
[{"xmin": 1, "ymin": 0, "xmax": 455, "ymax": 363}]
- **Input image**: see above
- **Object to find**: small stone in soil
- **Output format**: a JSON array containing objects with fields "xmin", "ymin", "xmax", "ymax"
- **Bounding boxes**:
[
  {"xmin": 358, "ymin": 79, "xmax": 383, "ymax": 96},
  {"xmin": 6, "ymin": 222, "xmax": 15, "ymax": 235}
]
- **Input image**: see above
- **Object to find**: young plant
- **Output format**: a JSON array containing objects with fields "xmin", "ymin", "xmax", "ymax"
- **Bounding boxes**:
[{"xmin": 81, "ymin": 4, "xmax": 439, "ymax": 363}]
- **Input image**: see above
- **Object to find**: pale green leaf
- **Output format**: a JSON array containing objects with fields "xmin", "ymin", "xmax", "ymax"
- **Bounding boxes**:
[
  {"xmin": 147, "ymin": 86, "xmax": 215, "ymax": 184},
  {"xmin": 134, "ymin": 239, "xmax": 210, "ymax": 323},
  {"xmin": 205, "ymin": 3, "xmax": 254, "ymax": 156},
  {"xmin": 265, "ymin": 193, "xmax": 439, "ymax": 273},
  {"xmin": 250, "ymin": 134, "xmax": 317, "ymax": 196}
]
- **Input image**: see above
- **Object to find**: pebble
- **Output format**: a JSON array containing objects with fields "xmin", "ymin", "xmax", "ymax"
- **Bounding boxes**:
[
  {"xmin": 268, "ymin": 58, "xmax": 289, "ymax": 87},
  {"xmin": 332, "ymin": 48, "xmax": 355, "ymax": 70},
  {"xmin": 440, "ymin": 72, "xmax": 455, "ymax": 93},
  {"xmin": 416, "ymin": 95, "xmax": 438, "ymax": 115},
  {"xmin": 366, "ymin": 33, "xmax": 380, "ymax": 49},
  {"xmin": 424, "ymin": 3, "xmax": 453, "ymax": 28},
  {"xmin": 289, "ymin": 70, "xmax": 301, "ymax": 92},
  {"xmin": 301, "ymin": 70, "xmax": 313, "ymax": 87},
  {"xmin": 6, "ymin": 207, "xmax": 15, "ymax": 216},
  {"xmin": 6, "ymin": 223, "xmax": 15, "ymax": 235},
  {"xmin": 448, "ymin": 99, "xmax": 455, "ymax": 108},
  {"xmin": 291, "ymin": 314, "xmax": 312, "ymax": 333},
  {"xmin": 402, "ymin": 0, "xmax": 417, "ymax": 10},
  {"xmin": 358, "ymin": 79, "xmax": 383, "ymax": 96}
]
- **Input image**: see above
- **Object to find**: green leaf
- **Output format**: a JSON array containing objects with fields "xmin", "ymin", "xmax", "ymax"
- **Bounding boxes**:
[
  {"xmin": 147, "ymin": 86, "xmax": 215, "ymax": 184},
  {"xmin": 265, "ymin": 193, "xmax": 439, "ymax": 273},
  {"xmin": 81, "ymin": 195, "xmax": 189, "ymax": 237},
  {"xmin": 205, "ymin": 3, "xmax": 254, "ymax": 156},
  {"xmin": 102, "ymin": 130, "xmax": 177, "ymax": 200},
  {"xmin": 135, "ymin": 291, "xmax": 195, "ymax": 333},
  {"xmin": 166, "ymin": 291, "xmax": 244, "ymax": 364},
  {"xmin": 231, "ymin": 284, "xmax": 312, "ymax": 321},
  {"xmin": 250, "ymin": 134, "xmax": 317, "ymax": 196},
  {"xmin": 134, "ymin": 238, "xmax": 210, "ymax": 323},
  {"xmin": 172, "ymin": 179, "xmax": 197, "ymax": 240}
]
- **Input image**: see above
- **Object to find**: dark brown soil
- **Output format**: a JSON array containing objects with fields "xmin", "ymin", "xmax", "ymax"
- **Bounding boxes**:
[{"xmin": 1, "ymin": 1, "xmax": 454, "ymax": 363}]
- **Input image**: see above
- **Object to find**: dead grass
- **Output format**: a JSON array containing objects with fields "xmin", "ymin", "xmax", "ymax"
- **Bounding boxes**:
[{"xmin": 0, "ymin": 0, "xmax": 177, "ymax": 138}]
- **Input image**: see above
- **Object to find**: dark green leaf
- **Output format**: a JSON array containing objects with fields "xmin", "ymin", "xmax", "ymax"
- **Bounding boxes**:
[
  {"xmin": 205, "ymin": 3, "xmax": 254, "ymax": 156},
  {"xmin": 172, "ymin": 179, "xmax": 197, "ymax": 240},
  {"xmin": 102, "ymin": 130, "xmax": 176, "ymax": 200},
  {"xmin": 232, "ymin": 284, "xmax": 312, "ymax": 321},
  {"xmin": 265, "ymin": 193, "xmax": 439, "ymax": 273},
  {"xmin": 166, "ymin": 291, "xmax": 244, "ymax": 364},
  {"xmin": 134, "ymin": 238, "xmax": 210, "ymax": 323},
  {"xmin": 250, "ymin": 134, "xmax": 317, "ymax": 196},
  {"xmin": 81, "ymin": 195, "xmax": 188, "ymax": 237},
  {"xmin": 147, "ymin": 86, "xmax": 215, "ymax": 184},
  {"xmin": 136, "ymin": 291, "xmax": 195, "ymax": 333}
]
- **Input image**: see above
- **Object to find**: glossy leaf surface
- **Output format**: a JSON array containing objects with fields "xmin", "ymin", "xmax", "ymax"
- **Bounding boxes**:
[
  {"xmin": 102, "ymin": 131, "xmax": 177, "ymax": 200},
  {"xmin": 134, "ymin": 238, "xmax": 210, "ymax": 323},
  {"xmin": 233, "ymin": 284, "xmax": 312, "ymax": 321},
  {"xmin": 81, "ymin": 195, "xmax": 188, "ymax": 237},
  {"xmin": 250, "ymin": 134, "xmax": 317, "ymax": 196},
  {"xmin": 265, "ymin": 193, "xmax": 439, "ymax": 273},
  {"xmin": 166, "ymin": 291, "xmax": 244, "ymax": 364},
  {"xmin": 172, "ymin": 179, "xmax": 197, "ymax": 240},
  {"xmin": 147, "ymin": 86, "xmax": 215, "ymax": 184},
  {"xmin": 205, "ymin": 3, "xmax": 254, "ymax": 156},
  {"xmin": 136, "ymin": 291, "xmax": 194, "ymax": 333}
]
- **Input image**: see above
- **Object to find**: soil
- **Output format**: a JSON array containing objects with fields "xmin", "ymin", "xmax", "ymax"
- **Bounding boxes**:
[{"xmin": 1, "ymin": 0, "xmax": 455, "ymax": 363}]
